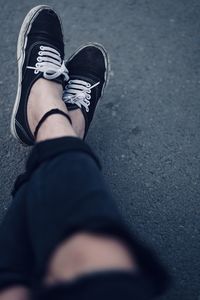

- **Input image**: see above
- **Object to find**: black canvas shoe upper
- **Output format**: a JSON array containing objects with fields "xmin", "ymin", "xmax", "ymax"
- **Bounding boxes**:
[
  {"xmin": 13, "ymin": 7, "xmax": 68, "ymax": 145},
  {"xmin": 63, "ymin": 44, "xmax": 109, "ymax": 138}
]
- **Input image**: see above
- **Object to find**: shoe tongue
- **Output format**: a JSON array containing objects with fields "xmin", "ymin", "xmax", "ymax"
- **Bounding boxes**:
[
  {"xmin": 69, "ymin": 73, "xmax": 99, "ymax": 85},
  {"xmin": 51, "ymin": 76, "xmax": 64, "ymax": 86},
  {"xmin": 27, "ymin": 43, "xmax": 66, "ymax": 86},
  {"xmin": 27, "ymin": 35, "xmax": 64, "ymax": 58}
]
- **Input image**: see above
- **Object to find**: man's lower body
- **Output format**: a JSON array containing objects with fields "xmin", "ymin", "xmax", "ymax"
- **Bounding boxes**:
[
  {"xmin": 0, "ymin": 5, "xmax": 169, "ymax": 300},
  {"xmin": 0, "ymin": 137, "xmax": 168, "ymax": 300}
]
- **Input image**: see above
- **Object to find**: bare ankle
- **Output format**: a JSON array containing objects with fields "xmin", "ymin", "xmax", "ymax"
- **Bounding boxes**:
[
  {"xmin": 36, "ymin": 113, "xmax": 77, "ymax": 142},
  {"xmin": 68, "ymin": 109, "xmax": 85, "ymax": 139},
  {"xmin": 30, "ymin": 78, "xmax": 63, "ymax": 99},
  {"xmin": 27, "ymin": 78, "xmax": 78, "ymax": 140}
]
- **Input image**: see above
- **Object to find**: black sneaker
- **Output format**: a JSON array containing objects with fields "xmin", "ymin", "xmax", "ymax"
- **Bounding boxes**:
[
  {"xmin": 63, "ymin": 43, "xmax": 110, "ymax": 138},
  {"xmin": 11, "ymin": 5, "xmax": 69, "ymax": 146}
]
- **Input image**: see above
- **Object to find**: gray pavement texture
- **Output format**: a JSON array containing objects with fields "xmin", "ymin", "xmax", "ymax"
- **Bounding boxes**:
[{"xmin": 0, "ymin": 0, "xmax": 200, "ymax": 299}]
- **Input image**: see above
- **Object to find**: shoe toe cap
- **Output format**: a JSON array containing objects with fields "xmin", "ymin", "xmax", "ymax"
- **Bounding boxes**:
[
  {"xmin": 68, "ymin": 45, "xmax": 107, "ymax": 79},
  {"xmin": 30, "ymin": 8, "xmax": 63, "ymax": 44}
]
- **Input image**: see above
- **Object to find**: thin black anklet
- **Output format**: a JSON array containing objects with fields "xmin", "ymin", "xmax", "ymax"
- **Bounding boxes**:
[{"xmin": 34, "ymin": 108, "xmax": 72, "ymax": 139}]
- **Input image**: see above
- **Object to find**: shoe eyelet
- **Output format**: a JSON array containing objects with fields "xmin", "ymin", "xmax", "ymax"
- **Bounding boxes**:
[
  {"xmin": 40, "ymin": 46, "xmax": 44, "ymax": 50},
  {"xmin": 37, "ymin": 57, "xmax": 42, "ymax": 62},
  {"xmin": 87, "ymin": 89, "xmax": 91, "ymax": 93},
  {"xmin": 36, "ymin": 63, "xmax": 40, "ymax": 68},
  {"xmin": 39, "ymin": 51, "xmax": 43, "ymax": 56},
  {"xmin": 86, "ymin": 83, "xmax": 91, "ymax": 88},
  {"xmin": 86, "ymin": 95, "xmax": 91, "ymax": 100},
  {"xmin": 34, "ymin": 70, "xmax": 39, "ymax": 74}
]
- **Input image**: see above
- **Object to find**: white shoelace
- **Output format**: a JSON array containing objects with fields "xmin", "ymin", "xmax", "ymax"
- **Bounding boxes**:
[
  {"xmin": 27, "ymin": 45, "xmax": 69, "ymax": 81},
  {"xmin": 63, "ymin": 79, "xmax": 100, "ymax": 112}
]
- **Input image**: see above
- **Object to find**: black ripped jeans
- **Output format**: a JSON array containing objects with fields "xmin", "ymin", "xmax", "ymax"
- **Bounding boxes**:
[{"xmin": 0, "ymin": 137, "xmax": 169, "ymax": 300}]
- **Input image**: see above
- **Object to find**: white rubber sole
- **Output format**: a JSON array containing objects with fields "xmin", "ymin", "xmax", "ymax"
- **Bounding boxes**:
[
  {"xmin": 66, "ymin": 42, "xmax": 111, "ymax": 107},
  {"xmin": 10, "ymin": 5, "xmax": 55, "ymax": 145}
]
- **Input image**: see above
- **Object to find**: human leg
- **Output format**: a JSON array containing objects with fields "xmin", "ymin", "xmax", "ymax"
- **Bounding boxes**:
[
  {"xmin": 9, "ymin": 60, "xmax": 167, "ymax": 297},
  {"xmin": 1, "ymin": 3, "xmax": 169, "ymax": 300},
  {"xmin": 20, "ymin": 137, "xmax": 168, "ymax": 300},
  {"xmin": 0, "ymin": 5, "xmax": 70, "ymax": 299}
]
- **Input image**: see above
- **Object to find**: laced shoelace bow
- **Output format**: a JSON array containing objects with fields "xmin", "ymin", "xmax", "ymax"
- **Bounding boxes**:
[
  {"xmin": 63, "ymin": 79, "xmax": 100, "ymax": 112},
  {"xmin": 27, "ymin": 45, "xmax": 69, "ymax": 81}
]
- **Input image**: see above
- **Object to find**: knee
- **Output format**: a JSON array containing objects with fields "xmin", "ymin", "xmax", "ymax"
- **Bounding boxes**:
[
  {"xmin": 0, "ymin": 286, "xmax": 29, "ymax": 300},
  {"xmin": 44, "ymin": 232, "xmax": 137, "ymax": 285}
]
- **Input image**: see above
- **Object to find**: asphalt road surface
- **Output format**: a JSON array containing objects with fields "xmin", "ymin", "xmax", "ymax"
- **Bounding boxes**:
[{"xmin": 0, "ymin": 0, "xmax": 200, "ymax": 299}]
